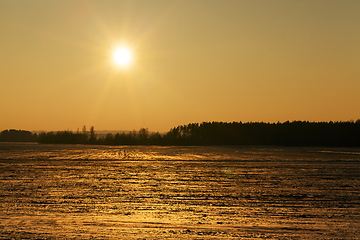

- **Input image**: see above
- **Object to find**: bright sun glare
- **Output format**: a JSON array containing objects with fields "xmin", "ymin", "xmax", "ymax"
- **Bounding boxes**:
[{"xmin": 113, "ymin": 48, "xmax": 131, "ymax": 66}]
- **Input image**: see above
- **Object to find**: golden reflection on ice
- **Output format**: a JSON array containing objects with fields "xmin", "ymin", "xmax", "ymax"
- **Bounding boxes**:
[{"xmin": 1, "ymin": 144, "xmax": 360, "ymax": 238}]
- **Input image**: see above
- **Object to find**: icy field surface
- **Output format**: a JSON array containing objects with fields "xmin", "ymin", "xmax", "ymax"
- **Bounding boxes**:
[{"xmin": 1, "ymin": 143, "xmax": 360, "ymax": 239}]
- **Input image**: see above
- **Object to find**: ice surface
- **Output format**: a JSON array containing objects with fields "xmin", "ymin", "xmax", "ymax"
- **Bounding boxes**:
[{"xmin": 0, "ymin": 143, "xmax": 359, "ymax": 238}]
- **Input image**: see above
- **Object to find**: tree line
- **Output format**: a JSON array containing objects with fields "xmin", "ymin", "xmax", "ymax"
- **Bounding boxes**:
[
  {"xmin": 0, "ymin": 129, "xmax": 38, "ymax": 142},
  {"xmin": 165, "ymin": 120, "xmax": 360, "ymax": 147},
  {"xmin": 1, "ymin": 120, "xmax": 360, "ymax": 147},
  {"xmin": 37, "ymin": 126, "xmax": 164, "ymax": 145}
]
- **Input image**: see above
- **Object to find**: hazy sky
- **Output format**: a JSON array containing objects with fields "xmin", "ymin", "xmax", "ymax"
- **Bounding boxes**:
[{"xmin": 1, "ymin": 0, "xmax": 359, "ymax": 132}]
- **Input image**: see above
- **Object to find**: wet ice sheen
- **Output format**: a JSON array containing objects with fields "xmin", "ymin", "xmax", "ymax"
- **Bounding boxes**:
[{"xmin": 0, "ymin": 143, "xmax": 359, "ymax": 239}]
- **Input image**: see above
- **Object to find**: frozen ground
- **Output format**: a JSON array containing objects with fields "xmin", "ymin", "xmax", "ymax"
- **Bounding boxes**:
[{"xmin": 0, "ymin": 143, "xmax": 359, "ymax": 239}]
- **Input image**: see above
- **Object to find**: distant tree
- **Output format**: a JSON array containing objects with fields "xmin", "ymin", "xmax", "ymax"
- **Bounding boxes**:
[
  {"xmin": 149, "ymin": 131, "xmax": 163, "ymax": 145},
  {"xmin": 82, "ymin": 125, "xmax": 88, "ymax": 143},
  {"xmin": 138, "ymin": 128, "xmax": 149, "ymax": 144},
  {"xmin": 104, "ymin": 133, "xmax": 114, "ymax": 145},
  {"xmin": 89, "ymin": 126, "xmax": 97, "ymax": 144}
]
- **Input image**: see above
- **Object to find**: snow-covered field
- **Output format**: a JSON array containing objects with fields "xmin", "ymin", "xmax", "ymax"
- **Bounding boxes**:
[{"xmin": 1, "ymin": 143, "xmax": 359, "ymax": 239}]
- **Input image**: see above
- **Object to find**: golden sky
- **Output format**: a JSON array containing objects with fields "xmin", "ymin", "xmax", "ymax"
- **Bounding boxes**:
[{"xmin": 1, "ymin": 0, "xmax": 359, "ymax": 132}]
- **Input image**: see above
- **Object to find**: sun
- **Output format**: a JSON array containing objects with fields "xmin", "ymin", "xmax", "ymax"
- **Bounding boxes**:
[{"xmin": 113, "ymin": 48, "xmax": 131, "ymax": 66}]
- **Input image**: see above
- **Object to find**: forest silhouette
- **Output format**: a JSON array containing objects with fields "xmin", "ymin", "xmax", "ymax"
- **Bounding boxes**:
[
  {"xmin": 2, "ymin": 120, "xmax": 360, "ymax": 147},
  {"xmin": 0, "ymin": 129, "xmax": 37, "ymax": 142}
]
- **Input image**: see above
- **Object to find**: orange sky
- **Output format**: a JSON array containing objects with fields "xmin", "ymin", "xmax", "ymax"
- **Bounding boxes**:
[{"xmin": 1, "ymin": 0, "xmax": 359, "ymax": 132}]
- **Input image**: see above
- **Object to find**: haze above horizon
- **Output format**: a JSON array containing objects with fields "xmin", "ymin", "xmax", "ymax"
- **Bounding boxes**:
[{"xmin": 1, "ymin": 0, "xmax": 359, "ymax": 132}]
